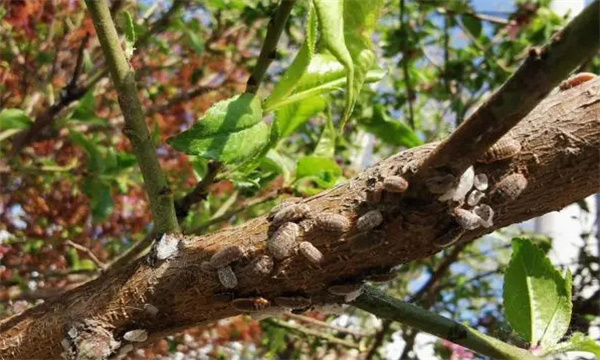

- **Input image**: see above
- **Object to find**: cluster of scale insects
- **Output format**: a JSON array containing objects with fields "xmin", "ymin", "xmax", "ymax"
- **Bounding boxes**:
[{"xmin": 197, "ymin": 132, "xmax": 531, "ymax": 314}]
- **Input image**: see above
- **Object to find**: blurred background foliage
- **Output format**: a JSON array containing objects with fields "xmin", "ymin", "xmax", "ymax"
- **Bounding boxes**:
[{"xmin": 0, "ymin": 0, "xmax": 598, "ymax": 359}]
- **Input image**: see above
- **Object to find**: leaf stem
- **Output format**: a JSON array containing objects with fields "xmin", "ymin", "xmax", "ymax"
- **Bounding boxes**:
[
  {"xmin": 85, "ymin": 0, "xmax": 179, "ymax": 234},
  {"xmin": 354, "ymin": 286, "xmax": 542, "ymax": 360},
  {"xmin": 245, "ymin": 0, "xmax": 297, "ymax": 93}
]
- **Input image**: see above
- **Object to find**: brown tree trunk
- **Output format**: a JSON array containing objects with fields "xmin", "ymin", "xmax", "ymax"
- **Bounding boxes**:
[{"xmin": 1, "ymin": 80, "xmax": 599, "ymax": 359}]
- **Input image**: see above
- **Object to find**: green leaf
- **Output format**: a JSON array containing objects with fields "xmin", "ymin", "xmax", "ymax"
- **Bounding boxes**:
[
  {"xmin": 122, "ymin": 11, "xmax": 136, "ymax": 58},
  {"xmin": 461, "ymin": 15, "xmax": 482, "ymax": 38},
  {"xmin": 544, "ymin": 332, "xmax": 600, "ymax": 358},
  {"xmin": 313, "ymin": 106, "xmax": 336, "ymax": 158},
  {"xmin": 503, "ymin": 238, "xmax": 572, "ymax": 348},
  {"xmin": 0, "ymin": 109, "xmax": 33, "ymax": 130},
  {"xmin": 296, "ymin": 156, "xmax": 341, "ymax": 187},
  {"xmin": 186, "ymin": 30, "xmax": 205, "ymax": 54},
  {"xmin": 71, "ymin": 91, "xmax": 97, "ymax": 121},
  {"xmin": 83, "ymin": 177, "xmax": 115, "ymax": 221},
  {"xmin": 167, "ymin": 94, "xmax": 269, "ymax": 164},
  {"xmin": 265, "ymin": 5, "xmax": 317, "ymax": 109},
  {"xmin": 362, "ymin": 105, "xmax": 422, "ymax": 148},
  {"xmin": 70, "ymin": 131, "xmax": 105, "ymax": 173},
  {"xmin": 275, "ymin": 95, "xmax": 326, "ymax": 138}
]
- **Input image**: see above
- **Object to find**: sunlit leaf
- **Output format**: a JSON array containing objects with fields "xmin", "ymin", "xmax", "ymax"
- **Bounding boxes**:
[
  {"xmin": 0, "ymin": 109, "xmax": 33, "ymax": 130},
  {"xmin": 70, "ymin": 131, "xmax": 105, "ymax": 173},
  {"xmin": 362, "ymin": 105, "xmax": 422, "ymax": 148},
  {"xmin": 503, "ymin": 238, "xmax": 572, "ymax": 348},
  {"xmin": 544, "ymin": 332, "xmax": 600, "ymax": 358},
  {"xmin": 296, "ymin": 156, "xmax": 342, "ymax": 190},
  {"xmin": 313, "ymin": 106, "xmax": 336, "ymax": 158},
  {"xmin": 461, "ymin": 15, "xmax": 482, "ymax": 38},
  {"xmin": 275, "ymin": 95, "xmax": 326, "ymax": 138},
  {"xmin": 123, "ymin": 11, "xmax": 136, "ymax": 58},
  {"xmin": 168, "ymin": 94, "xmax": 269, "ymax": 164},
  {"xmin": 71, "ymin": 91, "xmax": 97, "ymax": 121},
  {"xmin": 83, "ymin": 177, "xmax": 115, "ymax": 222}
]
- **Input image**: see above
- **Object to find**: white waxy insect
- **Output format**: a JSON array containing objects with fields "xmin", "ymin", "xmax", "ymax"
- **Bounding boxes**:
[
  {"xmin": 559, "ymin": 72, "xmax": 597, "ymax": 91},
  {"xmin": 490, "ymin": 173, "xmax": 528, "ymax": 204},
  {"xmin": 453, "ymin": 208, "xmax": 481, "ymax": 230},
  {"xmin": 466, "ymin": 189, "xmax": 485, "ymax": 206},
  {"xmin": 383, "ymin": 176, "xmax": 409, "ymax": 193},
  {"xmin": 426, "ymin": 174, "xmax": 456, "ymax": 194},
  {"xmin": 298, "ymin": 241, "xmax": 324, "ymax": 264},
  {"xmin": 115, "ymin": 344, "xmax": 134, "ymax": 359},
  {"xmin": 271, "ymin": 203, "xmax": 312, "ymax": 227},
  {"xmin": 438, "ymin": 166, "xmax": 474, "ymax": 202},
  {"xmin": 477, "ymin": 137, "xmax": 522, "ymax": 163},
  {"xmin": 349, "ymin": 231, "xmax": 385, "ymax": 253},
  {"xmin": 268, "ymin": 222, "xmax": 300, "ymax": 259},
  {"xmin": 366, "ymin": 181, "xmax": 384, "ymax": 203},
  {"xmin": 209, "ymin": 245, "xmax": 244, "ymax": 268},
  {"xmin": 123, "ymin": 329, "xmax": 148, "ymax": 343},
  {"xmin": 155, "ymin": 234, "xmax": 179, "ymax": 261},
  {"xmin": 473, "ymin": 204, "xmax": 494, "ymax": 228},
  {"xmin": 473, "ymin": 174, "xmax": 488, "ymax": 191},
  {"xmin": 314, "ymin": 213, "xmax": 350, "ymax": 234},
  {"xmin": 217, "ymin": 265, "xmax": 238, "ymax": 289},
  {"xmin": 268, "ymin": 197, "xmax": 302, "ymax": 220},
  {"xmin": 365, "ymin": 272, "xmax": 398, "ymax": 283},
  {"xmin": 274, "ymin": 296, "xmax": 312, "ymax": 309},
  {"xmin": 231, "ymin": 297, "xmax": 270, "ymax": 312},
  {"xmin": 434, "ymin": 226, "xmax": 465, "ymax": 248},
  {"xmin": 356, "ymin": 210, "xmax": 383, "ymax": 232}
]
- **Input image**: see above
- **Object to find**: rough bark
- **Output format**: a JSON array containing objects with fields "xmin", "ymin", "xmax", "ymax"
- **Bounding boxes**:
[{"xmin": 1, "ymin": 79, "xmax": 599, "ymax": 359}]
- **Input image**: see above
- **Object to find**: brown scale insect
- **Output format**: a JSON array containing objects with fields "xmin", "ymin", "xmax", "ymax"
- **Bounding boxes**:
[
  {"xmin": 246, "ymin": 255, "xmax": 274, "ymax": 275},
  {"xmin": 268, "ymin": 222, "xmax": 300, "ymax": 259},
  {"xmin": 271, "ymin": 203, "xmax": 312, "ymax": 227},
  {"xmin": 349, "ymin": 231, "xmax": 385, "ymax": 253},
  {"xmin": 490, "ymin": 173, "xmax": 528, "ymax": 204},
  {"xmin": 559, "ymin": 72, "xmax": 597, "ymax": 91},
  {"xmin": 298, "ymin": 241, "xmax": 324, "ymax": 264},
  {"xmin": 328, "ymin": 283, "xmax": 364, "ymax": 296},
  {"xmin": 366, "ymin": 181, "xmax": 384, "ymax": 203},
  {"xmin": 434, "ymin": 226, "xmax": 465, "ymax": 248},
  {"xmin": 477, "ymin": 137, "xmax": 522, "ymax": 163},
  {"xmin": 209, "ymin": 245, "xmax": 244, "ymax": 268},
  {"xmin": 356, "ymin": 210, "xmax": 383, "ymax": 232},
  {"xmin": 268, "ymin": 197, "xmax": 303, "ymax": 220},
  {"xmin": 365, "ymin": 272, "xmax": 398, "ymax": 283},
  {"xmin": 274, "ymin": 296, "xmax": 312, "ymax": 309},
  {"xmin": 382, "ymin": 175, "xmax": 409, "ymax": 193},
  {"xmin": 200, "ymin": 261, "xmax": 216, "ymax": 274},
  {"xmin": 314, "ymin": 213, "xmax": 350, "ymax": 233},
  {"xmin": 231, "ymin": 297, "xmax": 271, "ymax": 312},
  {"xmin": 453, "ymin": 208, "xmax": 481, "ymax": 230},
  {"xmin": 217, "ymin": 266, "xmax": 238, "ymax": 289}
]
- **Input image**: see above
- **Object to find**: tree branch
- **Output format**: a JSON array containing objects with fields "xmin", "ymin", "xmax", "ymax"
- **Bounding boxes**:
[
  {"xmin": 414, "ymin": 0, "xmax": 600, "ymax": 180},
  {"xmin": 355, "ymin": 286, "xmax": 541, "ymax": 360},
  {"xmin": 85, "ymin": 0, "xmax": 179, "ymax": 234},
  {"xmin": 1, "ymin": 80, "xmax": 598, "ymax": 358},
  {"xmin": 175, "ymin": 161, "xmax": 222, "ymax": 221},
  {"xmin": 245, "ymin": 0, "xmax": 296, "ymax": 93}
]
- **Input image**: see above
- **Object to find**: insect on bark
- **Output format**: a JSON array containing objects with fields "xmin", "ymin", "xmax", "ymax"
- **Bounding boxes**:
[
  {"xmin": 271, "ymin": 203, "xmax": 312, "ymax": 227},
  {"xmin": 268, "ymin": 197, "xmax": 303, "ymax": 220},
  {"xmin": 453, "ymin": 208, "xmax": 481, "ymax": 230},
  {"xmin": 349, "ymin": 231, "xmax": 385, "ymax": 253},
  {"xmin": 366, "ymin": 181, "xmax": 384, "ymax": 203},
  {"xmin": 383, "ymin": 175, "xmax": 409, "ymax": 193},
  {"xmin": 490, "ymin": 173, "xmax": 528, "ymax": 204},
  {"xmin": 314, "ymin": 213, "xmax": 350, "ymax": 234},
  {"xmin": 356, "ymin": 210, "xmax": 383, "ymax": 232},
  {"xmin": 209, "ymin": 245, "xmax": 244, "ymax": 268},
  {"xmin": 298, "ymin": 241, "xmax": 324, "ymax": 264},
  {"xmin": 268, "ymin": 222, "xmax": 300, "ymax": 259},
  {"xmin": 217, "ymin": 265, "xmax": 238, "ymax": 289},
  {"xmin": 559, "ymin": 72, "xmax": 597, "ymax": 91},
  {"xmin": 231, "ymin": 297, "xmax": 270, "ymax": 312},
  {"xmin": 477, "ymin": 137, "xmax": 522, "ymax": 163}
]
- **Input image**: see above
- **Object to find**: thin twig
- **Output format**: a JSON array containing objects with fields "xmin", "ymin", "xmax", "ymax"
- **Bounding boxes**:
[
  {"xmin": 86, "ymin": 0, "xmax": 179, "ymax": 234},
  {"xmin": 285, "ymin": 313, "xmax": 370, "ymax": 338},
  {"xmin": 66, "ymin": 33, "xmax": 91, "ymax": 97},
  {"xmin": 399, "ymin": 0, "xmax": 415, "ymax": 129},
  {"xmin": 365, "ymin": 319, "xmax": 392, "ymax": 360},
  {"xmin": 175, "ymin": 161, "xmax": 222, "ymax": 220},
  {"xmin": 245, "ymin": 0, "xmax": 297, "ymax": 93},
  {"xmin": 65, "ymin": 240, "xmax": 107, "ymax": 271},
  {"xmin": 264, "ymin": 318, "xmax": 361, "ymax": 350},
  {"xmin": 186, "ymin": 190, "xmax": 280, "ymax": 235},
  {"xmin": 355, "ymin": 286, "xmax": 542, "ymax": 360}
]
